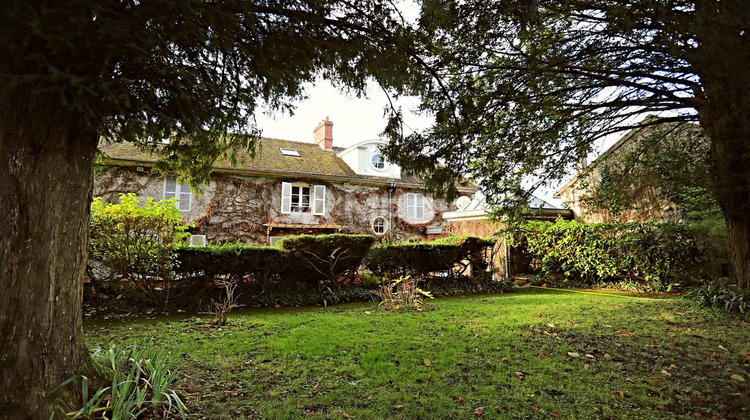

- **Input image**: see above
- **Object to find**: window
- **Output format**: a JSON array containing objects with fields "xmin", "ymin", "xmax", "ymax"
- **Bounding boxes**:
[
  {"xmin": 291, "ymin": 185, "xmax": 310, "ymax": 212},
  {"xmin": 164, "ymin": 176, "xmax": 191, "ymax": 211},
  {"xmin": 371, "ymin": 154, "xmax": 385, "ymax": 169},
  {"xmin": 281, "ymin": 182, "xmax": 326, "ymax": 215},
  {"xmin": 280, "ymin": 148, "xmax": 301, "ymax": 157},
  {"xmin": 406, "ymin": 193, "xmax": 425, "ymax": 219},
  {"xmin": 373, "ymin": 217, "xmax": 386, "ymax": 235}
]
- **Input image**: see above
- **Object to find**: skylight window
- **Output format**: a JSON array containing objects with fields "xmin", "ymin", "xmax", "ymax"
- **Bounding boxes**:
[{"xmin": 280, "ymin": 147, "xmax": 301, "ymax": 157}]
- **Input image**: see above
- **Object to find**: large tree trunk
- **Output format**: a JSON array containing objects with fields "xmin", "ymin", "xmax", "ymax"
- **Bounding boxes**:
[
  {"xmin": 698, "ymin": 83, "xmax": 750, "ymax": 289},
  {"xmin": 0, "ymin": 88, "xmax": 98, "ymax": 418},
  {"xmin": 694, "ymin": 0, "xmax": 750, "ymax": 290},
  {"xmin": 706, "ymin": 119, "xmax": 750, "ymax": 290}
]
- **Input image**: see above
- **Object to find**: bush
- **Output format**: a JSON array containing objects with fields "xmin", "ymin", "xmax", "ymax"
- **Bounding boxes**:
[
  {"xmin": 513, "ymin": 219, "xmax": 714, "ymax": 290},
  {"xmin": 364, "ymin": 236, "xmax": 496, "ymax": 279},
  {"xmin": 279, "ymin": 234, "xmax": 377, "ymax": 305},
  {"xmin": 88, "ymin": 193, "xmax": 191, "ymax": 307},
  {"xmin": 174, "ymin": 244, "xmax": 289, "ymax": 287}
]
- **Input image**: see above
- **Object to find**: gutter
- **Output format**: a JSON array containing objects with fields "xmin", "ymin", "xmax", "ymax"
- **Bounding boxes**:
[{"xmin": 101, "ymin": 158, "xmax": 478, "ymax": 194}]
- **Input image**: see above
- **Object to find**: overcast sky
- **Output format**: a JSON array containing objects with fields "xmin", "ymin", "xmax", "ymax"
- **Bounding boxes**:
[{"xmin": 254, "ymin": 81, "xmax": 431, "ymax": 149}]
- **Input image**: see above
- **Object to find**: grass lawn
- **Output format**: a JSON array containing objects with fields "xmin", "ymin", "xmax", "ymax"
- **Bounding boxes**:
[{"xmin": 84, "ymin": 288, "xmax": 750, "ymax": 419}]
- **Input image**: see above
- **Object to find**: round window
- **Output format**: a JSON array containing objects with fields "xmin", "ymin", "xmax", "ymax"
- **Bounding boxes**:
[
  {"xmin": 373, "ymin": 217, "xmax": 386, "ymax": 235},
  {"xmin": 371, "ymin": 154, "xmax": 385, "ymax": 169}
]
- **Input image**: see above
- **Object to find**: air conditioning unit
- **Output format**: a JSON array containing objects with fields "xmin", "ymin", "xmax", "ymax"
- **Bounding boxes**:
[{"xmin": 189, "ymin": 235, "xmax": 207, "ymax": 247}]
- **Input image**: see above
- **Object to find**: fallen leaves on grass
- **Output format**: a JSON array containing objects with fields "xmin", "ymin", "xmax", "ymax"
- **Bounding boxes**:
[
  {"xmin": 424, "ymin": 359, "xmax": 431, "ymax": 367},
  {"xmin": 530, "ymin": 406, "xmax": 540, "ymax": 413},
  {"xmin": 550, "ymin": 410, "xmax": 560, "ymax": 417},
  {"xmin": 514, "ymin": 371, "xmax": 526, "ymax": 380},
  {"xmin": 473, "ymin": 406, "xmax": 486, "ymax": 415},
  {"xmin": 457, "ymin": 397, "xmax": 465, "ymax": 404},
  {"xmin": 342, "ymin": 413, "xmax": 353, "ymax": 418},
  {"xmin": 729, "ymin": 374, "xmax": 745, "ymax": 382},
  {"xmin": 567, "ymin": 352, "xmax": 580, "ymax": 358},
  {"xmin": 616, "ymin": 329, "xmax": 635, "ymax": 337}
]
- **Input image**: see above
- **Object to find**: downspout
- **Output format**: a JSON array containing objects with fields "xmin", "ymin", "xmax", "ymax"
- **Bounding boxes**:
[
  {"xmin": 388, "ymin": 181, "xmax": 396, "ymax": 243},
  {"xmin": 504, "ymin": 237, "xmax": 510, "ymax": 278}
]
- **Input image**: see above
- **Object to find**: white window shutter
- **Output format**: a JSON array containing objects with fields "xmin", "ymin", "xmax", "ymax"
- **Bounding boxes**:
[
  {"xmin": 407, "ymin": 193, "xmax": 415, "ymax": 219},
  {"xmin": 416, "ymin": 194, "xmax": 425, "ymax": 219},
  {"xmin": 281, "ymin": 182, "xmax": 292, "ymax": 214},
  {"xmin": 164, "ymin": 177, "xmax": 177, "ymax": 200},
  {"xmin": 313, "ymin": 185, "xmax": 326, "ymax": 215},
  {"xmin": 178, "ymin": 188, "xmax": 191, "ymax": 211}
]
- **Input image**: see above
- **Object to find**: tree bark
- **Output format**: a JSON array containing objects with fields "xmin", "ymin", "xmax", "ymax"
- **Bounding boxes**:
[
  {"xmin": 0, "ymin": 88, "xmax": 98, "ymax": 418},
  {"xmin": 698, "ymin": 81, "xmax": 750, "ymax": 289},
  {"xmin": 693, "ymin": 0, "xmax": 750, "ymax": 289},
  {"xmin": 705, "ymin": 119, "xmax": 750, "ymax": 290}
]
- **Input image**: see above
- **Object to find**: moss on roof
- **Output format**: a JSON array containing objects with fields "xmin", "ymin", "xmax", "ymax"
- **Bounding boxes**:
[{"xmin": 98, "ymin": 138, "xmax": 460, "ymax": 189}]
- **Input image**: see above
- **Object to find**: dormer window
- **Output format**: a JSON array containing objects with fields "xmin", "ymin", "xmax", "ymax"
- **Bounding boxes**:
[
  {"xmin": 280, "ymin": 148, "xmax": 301, "ymax": 157},
  {"xmin": 371, "ymin": 154, "xmax": 386, "ymax": 170}
]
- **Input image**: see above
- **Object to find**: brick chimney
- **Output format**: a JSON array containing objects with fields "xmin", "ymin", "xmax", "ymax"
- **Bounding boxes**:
[{"xmin": 313, "ymin": 117, "xmax": 333, "ymax": 150}]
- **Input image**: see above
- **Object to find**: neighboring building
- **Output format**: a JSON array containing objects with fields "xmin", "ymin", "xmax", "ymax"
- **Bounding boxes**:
[
  {"xmin": 442, "ymin": 192, "xmax": 572, "ymax": 278},
  {"xmin": 95, "ymin": 118, "xmax": 477, "ymax": 245},
  {"xmin": 554, "ymin": 118, "xmax": 703, "ymax": 223}
]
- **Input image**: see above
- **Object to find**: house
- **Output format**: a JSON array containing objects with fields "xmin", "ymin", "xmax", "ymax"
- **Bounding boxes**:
[
  {"xmin": 554, "ymin": 118, "xmax": 704, "ymax": 223},
  {"xmin": 95, "ymin": 118, "xmax": 477, "ymax": 245},
  {"xmin": 442, "ymin": 192, "xmax": 572, "ymax": 278}
]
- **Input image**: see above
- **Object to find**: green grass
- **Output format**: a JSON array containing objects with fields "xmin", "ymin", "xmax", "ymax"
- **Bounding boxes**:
[{"xmin": 84, "ymin": 289, "xmax": 750, "ymax": 419}]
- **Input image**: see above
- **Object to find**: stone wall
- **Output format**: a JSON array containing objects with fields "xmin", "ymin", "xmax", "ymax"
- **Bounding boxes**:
[
  {"xmin": 556, "ymin": 124, "xmax": 682, "ymax": 224},
  {"xmin": 444, "ymin": 218, "xmax": 508, "ymax": 279},
  {"xmin": 94, "ymin": 166, "xmax": 459, "ymax": 245}
]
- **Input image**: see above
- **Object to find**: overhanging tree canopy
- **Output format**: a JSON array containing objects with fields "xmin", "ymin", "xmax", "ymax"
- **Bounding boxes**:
[
  {"xmin": 380, "ymin": 0, "xmax": 750, "ymax": 287},
  {"xmin": 0, "ymin": 0, "xmax": 416, "ymax": 416}
]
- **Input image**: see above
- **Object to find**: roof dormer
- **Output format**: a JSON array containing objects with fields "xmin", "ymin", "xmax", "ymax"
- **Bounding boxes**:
[{"xmin": 336, "ymin": 139, "xmax": 401, "ymax": 179}]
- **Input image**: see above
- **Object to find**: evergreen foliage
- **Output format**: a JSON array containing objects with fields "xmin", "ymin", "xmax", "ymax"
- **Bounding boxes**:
[
  {"xmin": 175, "ymin": 244, "xmax": 289, "ymax": 286},
  {"xmin": 364, "ymin": 236, "xmax": 495, "ymax": 279},
  {"xmin": 514, "ymin": 219, "xmax": 720, "ymax": 290},
  {"xmin": 378, "ymin": 0, "xmax": 750, "ymax": 288}
]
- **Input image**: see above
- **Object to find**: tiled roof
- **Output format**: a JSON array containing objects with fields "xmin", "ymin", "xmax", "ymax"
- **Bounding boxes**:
[{"xmin": 99, "ymin": 137, "xmax": 467, "ymax": 189}]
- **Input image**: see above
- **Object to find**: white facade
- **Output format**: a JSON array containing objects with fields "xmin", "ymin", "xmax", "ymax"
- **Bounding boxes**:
[{"xmin": 336, "ymin": 139, "xmax": 401, "ymax": 179}]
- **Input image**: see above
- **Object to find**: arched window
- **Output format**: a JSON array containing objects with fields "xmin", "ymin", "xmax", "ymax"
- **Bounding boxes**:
[{"xmin": 373, "ymin": 217, "xmax": 386, "ymax": 235}]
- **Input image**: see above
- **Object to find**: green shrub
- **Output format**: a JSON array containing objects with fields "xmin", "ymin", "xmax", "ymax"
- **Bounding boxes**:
[
  {"xmin": 364, "ymin": 236, "xmax": 496, "ymax": 279},
  {"xmin": 88, "ymin": 193, "xmax": 191, "ymax": 307},
  {"xmin": 513, "ymin": 219, "xmax": 714, "ymax": 290},
  {"xmin": 174, "ymin": 244, "xmax": 289, "ymax": 287},
  {"xmin": 280, "ymin": 234, "xmax": 377, "ymax": 305}
]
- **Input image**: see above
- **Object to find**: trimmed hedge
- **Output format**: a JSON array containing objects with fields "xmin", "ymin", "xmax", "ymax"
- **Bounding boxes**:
[
  {"xmin": 515, "ymin": 219, "xmax": 713, "ymax": 288},
  {"xmin": 364, "ymin": 236, "xmax": 496, "ymax": 278},
  {"xmin": 174, "ymin": 244, "xmax": 289, "ymax": 283},
  {"xmin": 279, "ymin": 234, "xmax": 377, "ymax": 283}
]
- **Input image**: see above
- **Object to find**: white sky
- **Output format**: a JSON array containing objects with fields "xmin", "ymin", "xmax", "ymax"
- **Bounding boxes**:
[{"xmin": 254, "ymin": 81, "xmax": 431, "ymax": 148}]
